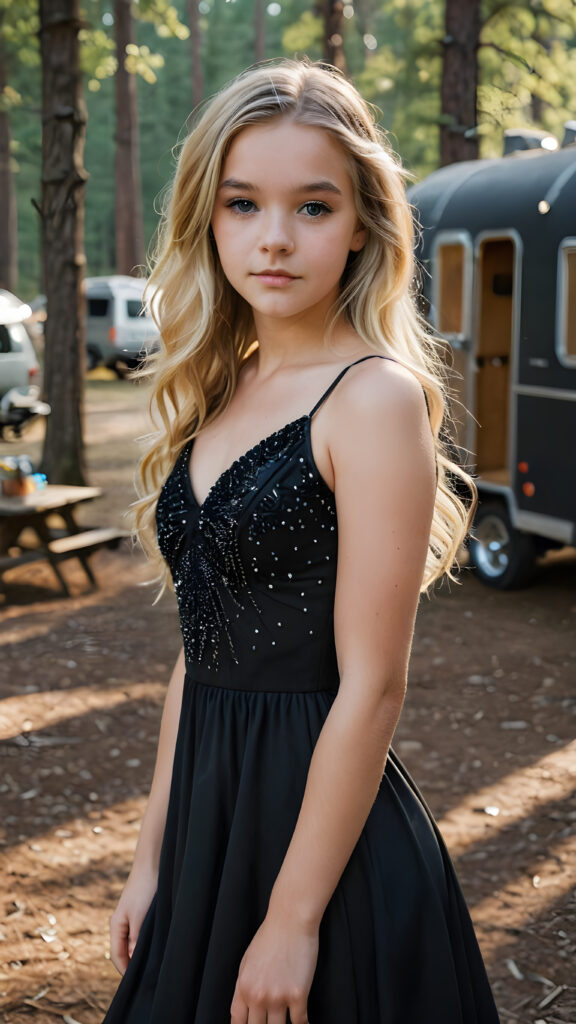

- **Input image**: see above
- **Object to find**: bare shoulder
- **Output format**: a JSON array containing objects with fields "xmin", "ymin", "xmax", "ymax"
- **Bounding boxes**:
[
  {"xmin": 309, "ymin": 354, "xmax": 434, "ymax": 494},
  {"xmin": 320, "ymin": 356, "xmax": 436, "ymax": 514},
  {"xmin": 329, "ymin": 356, "xmax": 429, "ymax": 443}
]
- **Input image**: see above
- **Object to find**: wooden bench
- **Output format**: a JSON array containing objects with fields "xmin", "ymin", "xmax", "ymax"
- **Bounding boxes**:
[
  {"xmin": 0, "ymin": 523, "xmax": 130, "ymax": 596},
  {"xmin": 0, "ymin": 485, "xmax": 132, "ymax": 597},
  {"xmin": 48, "ymin": 526, "xmax": 130, "ymax": 557},
  {"xmin": 44, "ymin": 525, "xmax": 129, "ymax": 585},
  {"xmin": 0, "ymin": 548, "xmax": 47, "ymax": 572}
]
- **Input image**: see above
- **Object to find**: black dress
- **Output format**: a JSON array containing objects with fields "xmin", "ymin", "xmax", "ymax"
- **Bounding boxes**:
[{"xmin": 103, "ymin": 355, "xmax": 500, "ymax": 1024}]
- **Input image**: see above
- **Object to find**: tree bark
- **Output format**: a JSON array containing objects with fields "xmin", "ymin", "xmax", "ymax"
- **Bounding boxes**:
[
  {"xmin": 315, "ymin": 0, "xmax": 347, "ymax": 73},
  {"xmin": 114, "ymin": 0, "xmax": 145, "ymax": 275},
  {"xmin": 38, "ymin": 0, "xmax": 88, "ymax": 485},
  {"xmin": 440, "ymin": 0, "xmax": 481, "ymax": 165},
  {"xmin": 187, "ymin": 0, "xmax": 203, "ymax": 108},
  {"xmin": 0, "ymin": 11, "xmax": 18, "ymax": 293}
]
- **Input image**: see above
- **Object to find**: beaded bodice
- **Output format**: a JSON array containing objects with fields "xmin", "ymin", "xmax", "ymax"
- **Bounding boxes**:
[{"xmin": 155, "ymin": 355, "xmax": 392, "ymax": 692}]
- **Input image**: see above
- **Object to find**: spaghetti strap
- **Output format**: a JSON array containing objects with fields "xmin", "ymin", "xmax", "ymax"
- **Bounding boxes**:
[{"xmin": 309, "ymin": 354, "xmax": 398, "ymax": 418}]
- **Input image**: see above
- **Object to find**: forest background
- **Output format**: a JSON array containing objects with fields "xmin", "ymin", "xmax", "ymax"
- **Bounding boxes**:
[{"xmin": 4, "ymin": 0, "xmax": 576, "ymax": 303}]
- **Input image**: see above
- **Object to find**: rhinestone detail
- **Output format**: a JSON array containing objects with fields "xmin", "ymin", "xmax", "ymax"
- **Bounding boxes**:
[{"xmin": 156, "ymin": 416, "xmax": 338, "ymax": 669}]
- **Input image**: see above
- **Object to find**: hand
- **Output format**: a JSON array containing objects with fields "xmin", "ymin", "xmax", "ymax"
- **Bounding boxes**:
[
  {"xmin": 109, "ymin": 864, "xmax": 158, "ymax": 974},
  {"xmin": 230, "ymin": 914, "xmax": 319, "ymax": 1024}
]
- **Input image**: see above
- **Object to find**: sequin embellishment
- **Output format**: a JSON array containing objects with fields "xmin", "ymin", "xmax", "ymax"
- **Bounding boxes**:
[{"xmin": 157, "ymin": 417, "xmax": 313, "ymax": 669}]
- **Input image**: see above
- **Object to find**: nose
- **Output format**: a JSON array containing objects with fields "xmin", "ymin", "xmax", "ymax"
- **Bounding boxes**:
[{"xmin": 258, "ymin": 208, "xmax": 294, "ymax": 256}]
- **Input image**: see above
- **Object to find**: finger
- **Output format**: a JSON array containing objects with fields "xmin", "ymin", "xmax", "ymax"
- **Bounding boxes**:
[
  {"xmin": 246, "ymin": 1008, "xmax": 267, "ymax": 1024},
  {"xmin": 230, "ymin": 988, "xmax": 248, "ymax": 1024},
  {"xmin": 110, "ymin": 936, "xmax": 129, "ymax": 975},
  {"xmin": 287, "ymin": 999, "xmax": 310, "ymax": 1024},
  {"xmin": 110, "ymin": 915, "xmax": 130, "ymax": 975},
  {"xmin": 267, "ymin": 1008, "xmax": 289, "ymax": 1024}
]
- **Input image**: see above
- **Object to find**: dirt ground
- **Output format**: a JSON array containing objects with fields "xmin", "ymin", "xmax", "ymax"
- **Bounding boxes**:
[{"xmin": 0, "ymin": 377, "xmax": 575, "ymax": 1024}]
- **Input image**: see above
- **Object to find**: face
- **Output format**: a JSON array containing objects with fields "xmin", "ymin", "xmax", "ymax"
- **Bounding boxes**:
[{"xmin": 210, "ymin": 118, "xmax": 366, "ymax": 324}]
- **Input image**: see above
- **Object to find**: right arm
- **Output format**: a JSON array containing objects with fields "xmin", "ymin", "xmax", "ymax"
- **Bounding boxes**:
[{"xmin": 109, "ymin": 646, "xmax": 186, "ymax": 974}]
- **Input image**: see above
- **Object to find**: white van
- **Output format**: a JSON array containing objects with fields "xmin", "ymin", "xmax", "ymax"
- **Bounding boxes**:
[
  {"xmin": 85, "ymin": 275, "xmax": 160, "ymax": 372},
  {"xmin": 0, "ymin": 290, "xmax": 40, "ymax": 398}
]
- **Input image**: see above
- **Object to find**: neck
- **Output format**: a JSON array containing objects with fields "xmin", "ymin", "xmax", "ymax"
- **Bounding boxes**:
[{"xmin": 250, "ymin": 309, "xmax": 357, "ymax": 378}]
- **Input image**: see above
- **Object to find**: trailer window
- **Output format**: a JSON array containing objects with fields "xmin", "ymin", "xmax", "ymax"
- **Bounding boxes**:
[
  {"xmin": 436, "ymin": 243, "xmax": 466, "ymax": 335},
  {"xmin": 562, "ymin": 247, "xmax": 576, "ymax": 362}
]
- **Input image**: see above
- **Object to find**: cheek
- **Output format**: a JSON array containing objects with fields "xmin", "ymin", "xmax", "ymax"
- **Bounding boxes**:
[
  {"xmin": 211, "ymin": 211, "xmax": 236, "ymax": 248},
  {"xmin": 308, "ymin": 217, "xmax": 361, "ymax": 255},
  {"xmin": 314, "ymin": 224, "xmax": 359, "ymax": 272},
  {"xmin": 212, "ymin": 224, "xmax": 243, "ymax": 274}
]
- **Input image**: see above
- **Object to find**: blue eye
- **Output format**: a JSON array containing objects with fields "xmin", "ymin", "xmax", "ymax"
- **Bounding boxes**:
[
  {"xmin": 302, "ymin": 201, "xmax": 331, "ymax": 217},
  {"xmin": 228, "ymin": 199, "xmax": 256, "ymax": 214},
  {"xmin": 226, "ymin": 198, "xmax": 331, "ymax": 217}
]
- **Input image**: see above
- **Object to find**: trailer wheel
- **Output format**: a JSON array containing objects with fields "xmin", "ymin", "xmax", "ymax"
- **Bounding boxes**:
[{"xmin": 469, "ymin": 502, "xmax": 536, "ymax": 589}]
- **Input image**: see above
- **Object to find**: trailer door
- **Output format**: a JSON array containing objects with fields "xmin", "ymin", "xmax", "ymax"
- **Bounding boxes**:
[
  {"xmin": 431, "ymin": 232, "xmax": 474, "ymax": 460},
  {"xmin": 474, "ymin": 234, "xmax": 520, "ymax": 484}
]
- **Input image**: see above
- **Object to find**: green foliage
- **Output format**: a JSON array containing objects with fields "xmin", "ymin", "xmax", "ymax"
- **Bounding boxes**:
[
  {"xmin": 282, "ymin": 11, "xmax": 323, "ymax": 54},
  {"xmin": 124, "ymin": 43, "xmax": 165, "ymax": 83},
  {"xmin": 0, "ymin": 0, "xmax": 39, "ymax": 67},
  {"xmin": 353, "ymin": 0, "xmax": 444, "ymax": 176},
  {"xmin": 80, "ymin": 27, "xmax": 117, "ymax": 88},
  {"xmin": 479, "ymin": 0, "xmax": 576, "ymax": 155},
  {"xmin": 5, "ymin": 0, "xmax": 576, "ymax": 298},
  {"xmin": 138, "ymin": 0, "xmax": 190, "ymax": 39},
  {"xmin": 0, "ymin": 83, "xmax": 22, "ymax": 112},
  {"xmin": 80, "ymin": 0, "xmax": 188, "ymax": 91}
]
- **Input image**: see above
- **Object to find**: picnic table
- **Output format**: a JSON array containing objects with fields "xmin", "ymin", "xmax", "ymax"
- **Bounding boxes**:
[{"xmin": 0, "ymin": 484, "xmax": 129, "ymax": 596}]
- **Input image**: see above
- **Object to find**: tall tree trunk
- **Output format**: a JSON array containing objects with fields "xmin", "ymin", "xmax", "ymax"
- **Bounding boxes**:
[
  {"xmin": 440, "ymin": 0, "xmax": 481, "ymax": 165},
  {"xmin": 0, "ymin": 13, "xmax": 18, "ymax": 292},
  {"xmin": 254, "ymin": 0, "xmax": 265, "ymax": 63},
  {"xmin": 187, "ymin": 0, "xmax": 203, "ymax": 108},
  {"xmin": 39, "ymin": 0, "xmax": 87, "ymax": 485},
  {"xmin": 114, "ymin": 0, "xmax": 145, "ymax": 275},
  {"xmin": 316, "ymin": 0, "xmax": 347, "ymax": 73}
]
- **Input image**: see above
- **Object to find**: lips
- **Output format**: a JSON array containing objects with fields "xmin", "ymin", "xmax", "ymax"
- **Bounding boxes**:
[
  {"xmin": 254, "ymin": 270, "xmax": 297, "ymax": 278},
  {"xmin": 251, "ymin": 269, "xmax": 300, "ymax": 288}
]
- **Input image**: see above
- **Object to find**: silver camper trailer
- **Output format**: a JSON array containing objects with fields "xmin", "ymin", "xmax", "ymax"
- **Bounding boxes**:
[{"xmin": 408, "ymin": 129, "xmax": 576, "ymax": 588}]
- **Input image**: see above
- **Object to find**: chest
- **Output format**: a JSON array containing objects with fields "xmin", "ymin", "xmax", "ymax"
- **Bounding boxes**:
[{"xmin": 156, "ymin": 417, "xmax": 338, "ymax": 576}]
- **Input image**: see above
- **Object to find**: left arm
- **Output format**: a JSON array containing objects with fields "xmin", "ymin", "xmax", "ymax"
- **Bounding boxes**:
[{"xmin": 231, "ymin": 365, "xmax": 437, "ymax": 1024}]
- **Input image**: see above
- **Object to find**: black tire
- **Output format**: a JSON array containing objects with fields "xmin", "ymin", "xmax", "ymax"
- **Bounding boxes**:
[{"xmin": 469, "ymin": 501, "xmax": 536, "ymax": 589}]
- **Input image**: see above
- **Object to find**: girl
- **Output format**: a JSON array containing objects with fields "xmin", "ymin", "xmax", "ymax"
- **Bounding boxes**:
[{"xmin": 103, "ymin": 58, "xmax": 500, "ymax": 1024}]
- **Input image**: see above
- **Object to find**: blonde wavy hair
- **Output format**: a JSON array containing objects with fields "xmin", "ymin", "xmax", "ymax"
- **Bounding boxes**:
[{"xmin": 134, "ymin": 56, "xmax": 476, "ymax": 595}]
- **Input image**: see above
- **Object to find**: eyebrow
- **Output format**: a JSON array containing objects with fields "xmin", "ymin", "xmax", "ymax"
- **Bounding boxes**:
[{"xmin": 218, "ymin": 178, "xmax": 343, "ymax": 196}]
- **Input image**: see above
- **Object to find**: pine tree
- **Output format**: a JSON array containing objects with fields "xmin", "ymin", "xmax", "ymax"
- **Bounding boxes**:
[
  {"xmin": 39, "ymin": 0, "xmax": 87, "ymax": 484},
  {"xmin": 114, "ymin": 0, "xmax": 146, "ymax": 275},
  {"xmin": 440, "ymin": 0, "xmax": 481, "ymax": 164}
]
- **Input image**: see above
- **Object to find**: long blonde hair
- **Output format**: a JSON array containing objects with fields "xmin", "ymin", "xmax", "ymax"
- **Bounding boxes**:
[{"xmin": 135, "ymin": 57, "xmax": 476, "ymax": 595}]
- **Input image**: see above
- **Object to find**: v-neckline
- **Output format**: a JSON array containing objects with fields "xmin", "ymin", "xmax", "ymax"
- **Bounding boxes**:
[
  {"xmin": 184, "ymin": 414, "xmax": 310, "ymax": 512},
  {"xmin": 182, "ymin": 353, "xmax": 392, "ymax": 512}
]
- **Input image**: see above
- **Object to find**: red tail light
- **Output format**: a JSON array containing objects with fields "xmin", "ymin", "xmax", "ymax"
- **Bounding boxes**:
[
  {"xmin": 28, "ymin": 366, "xmax": 38, "ymax": 380},
  {"xmin": 109, "ymin": 326, "xmax": 116, "ymax": 344}
]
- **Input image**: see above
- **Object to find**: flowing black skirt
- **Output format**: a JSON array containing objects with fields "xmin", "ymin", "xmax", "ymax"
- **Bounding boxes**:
[{"xmin": 102, "ymin": 675, "xmax": 500, "ymax": 1023}]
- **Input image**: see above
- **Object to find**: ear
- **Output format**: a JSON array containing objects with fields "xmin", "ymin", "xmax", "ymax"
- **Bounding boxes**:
[{"xmin": 350, "ymin": 223, "xmax": 367, "ymax": 252}]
